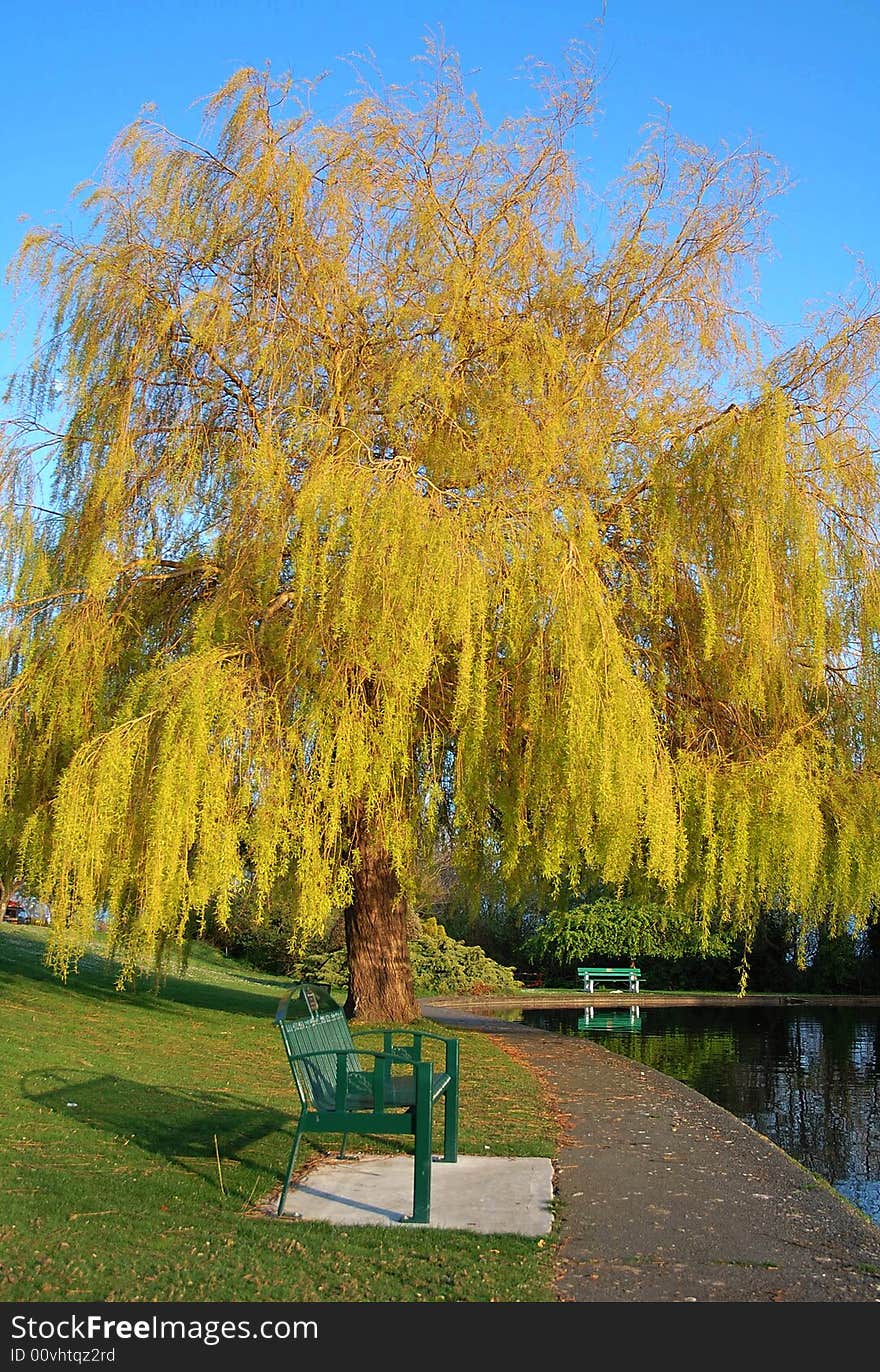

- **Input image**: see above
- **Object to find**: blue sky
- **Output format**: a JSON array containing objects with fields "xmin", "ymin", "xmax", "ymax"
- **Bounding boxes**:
[{"xmin": 1, "ymin": 0, "xmax": 878, "ymax": 404}]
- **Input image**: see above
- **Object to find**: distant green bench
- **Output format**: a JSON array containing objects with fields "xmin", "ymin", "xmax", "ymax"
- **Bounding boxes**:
[
  {"xmin": 274, "ymin": 982, "xmax": 459, "ymax": 1224},
  {"xmin": 578, "ymin": 966, "xmax": 642, "ymax": 994}
]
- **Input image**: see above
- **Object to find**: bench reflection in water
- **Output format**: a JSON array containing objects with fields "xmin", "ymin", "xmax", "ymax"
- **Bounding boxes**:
[{"xmin": 577, "ymin": 1005, "xmax": 643, "ymax": 1033}]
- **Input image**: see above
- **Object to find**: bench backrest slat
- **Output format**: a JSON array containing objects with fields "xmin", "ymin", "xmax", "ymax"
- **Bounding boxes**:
[
  {"xmin": 578, "ymin": 966, "xmax": 641, "ymax": 975},
  {"xmin": 278, "ymin": 999, "xmax": 364, "ymax": 1111}
]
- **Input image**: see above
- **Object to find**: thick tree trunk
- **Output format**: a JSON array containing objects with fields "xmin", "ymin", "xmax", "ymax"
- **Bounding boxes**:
[{"xmin": 343, "ymin": 814, "xmax": 418, "ymax": 1023}]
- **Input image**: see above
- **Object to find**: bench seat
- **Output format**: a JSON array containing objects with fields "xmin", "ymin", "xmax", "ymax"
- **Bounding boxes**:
[{"xmin": 315, "ymin": 1069, "xmax": 454, "ymax": 1113}]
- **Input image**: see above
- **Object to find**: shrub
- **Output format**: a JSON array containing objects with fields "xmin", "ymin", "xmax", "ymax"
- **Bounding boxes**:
[
  {"xmin": 279, "ymin": 916, "xmax": 521, "ymax": 996},
  {"xmin": 409, "ymin": 918, "xmax": 521, "ymax": 994}
]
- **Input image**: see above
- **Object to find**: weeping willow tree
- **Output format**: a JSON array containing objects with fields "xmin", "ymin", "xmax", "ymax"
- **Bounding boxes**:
[{"xmin": 2, "ymin": 46, "xmax": 880, "ymax": 1019}]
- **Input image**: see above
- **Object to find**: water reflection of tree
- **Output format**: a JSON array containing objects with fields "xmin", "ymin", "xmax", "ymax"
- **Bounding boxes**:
[
  {"xmin": 740, "ymin": 1014, "xmax": 879, "ymax": 1198},
  {"xmin": 613, "ymin": 1025, "xmax": 739, "ymax": 1104}
]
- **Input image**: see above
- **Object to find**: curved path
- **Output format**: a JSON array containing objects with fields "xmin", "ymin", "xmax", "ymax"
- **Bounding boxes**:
[{"xmin": 422, "ymin": 995, "xmax": 880, "ymax": 1303}]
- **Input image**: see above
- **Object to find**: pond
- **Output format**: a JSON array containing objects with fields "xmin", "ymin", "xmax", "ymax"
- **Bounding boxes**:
[{"xmin": 506, "ymin": 1002, "xmax": 880, "ymax": 1227}]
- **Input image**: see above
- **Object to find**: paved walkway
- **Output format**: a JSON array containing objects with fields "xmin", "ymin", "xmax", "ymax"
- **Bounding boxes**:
[{"xmin": 423, "ymin": 997, "xmax": 880, "ymax": 1303}]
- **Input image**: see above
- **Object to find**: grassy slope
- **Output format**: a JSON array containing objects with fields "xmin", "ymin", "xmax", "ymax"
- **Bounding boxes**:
[{"xmin": 0, "ymin": 925, "xmax": 558, "ymax": 1303}]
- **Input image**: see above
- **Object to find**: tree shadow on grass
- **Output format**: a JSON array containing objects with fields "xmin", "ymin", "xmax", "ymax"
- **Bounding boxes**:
[
  {"xmin": 1, "ymin": 926, "xmax": 291, "ymax": 1020},
  {"xmin": 22, "ymin": 1067, "xmax": 292, "ymax": 1194}
]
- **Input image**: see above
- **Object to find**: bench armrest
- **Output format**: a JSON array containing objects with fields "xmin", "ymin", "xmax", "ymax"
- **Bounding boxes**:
[
  {"xmin": 348, "ymin": 1030, "xmax": 438, "ymax": 1069},
  {"xmin": 358, "ymin": 1029, "xmax": 459, "ymax": 1080}
]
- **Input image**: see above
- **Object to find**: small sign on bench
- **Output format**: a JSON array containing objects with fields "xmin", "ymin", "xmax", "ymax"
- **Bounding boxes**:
[{"xmin": 578, "ymin": 966, "xmax": 642, "ymax": 994}]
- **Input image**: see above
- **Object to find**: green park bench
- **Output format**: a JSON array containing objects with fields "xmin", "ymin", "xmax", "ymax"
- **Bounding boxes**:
[
  {"xmin": 274, "ymin": 982, "xmax": 459, "ymax": 1224},
  {"xmin": 578, "ymin": 965, "xmax": 642, "ymax": 994}
]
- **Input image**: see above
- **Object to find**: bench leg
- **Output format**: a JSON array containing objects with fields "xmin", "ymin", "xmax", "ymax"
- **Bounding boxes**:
[
  {"xmin": 441, "ymin": 1080, "xmax": 459, "ymax": 1163},
  {"xmin": 277, "ymin": 1115, "xmax": 307, "ymax": 1217},
  {"xmin": 441, "ymin": 1040, "xmax": 459, "ymax": 1163},
  {"xmin": 404, "ymin": 1060, "xmax": 432, "ymax": 1224}
]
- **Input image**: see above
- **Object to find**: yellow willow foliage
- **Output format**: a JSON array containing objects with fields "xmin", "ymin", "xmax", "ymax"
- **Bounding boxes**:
[{"xmin": 2, "ymin": 47, "xmax": 880, "ymax": 981}]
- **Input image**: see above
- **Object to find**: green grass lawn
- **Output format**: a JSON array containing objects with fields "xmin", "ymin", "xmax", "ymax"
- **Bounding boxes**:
[{"xmin": 0, "ymin": 925, "xmax": 559, "ymax": 1303}]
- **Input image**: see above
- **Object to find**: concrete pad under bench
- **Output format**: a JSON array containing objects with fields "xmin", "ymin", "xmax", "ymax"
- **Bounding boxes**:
[{"xmin": 275, "ymin": 1153, "xmax": 554, "ymax": 1234}]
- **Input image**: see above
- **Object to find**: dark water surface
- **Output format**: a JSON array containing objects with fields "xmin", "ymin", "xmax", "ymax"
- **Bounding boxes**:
[{"xmin": 507, "ymin": 1003, "xmax": 880, "ymax": 1226}]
